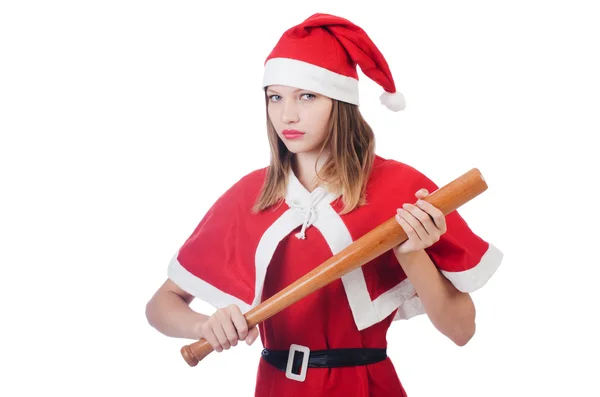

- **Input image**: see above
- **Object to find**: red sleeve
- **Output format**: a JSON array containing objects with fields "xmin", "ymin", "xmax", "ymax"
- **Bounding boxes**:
[
  {"xmin": 426, "ymin": 210, "xmax": 503, "ymax": 292},
  {"xmin": 409, "ymin": 167, "xmax": 503, "ymax": 292},
  {"xmin": 166, "ymin": 174, "xmax": 263, "ymax": 312}
]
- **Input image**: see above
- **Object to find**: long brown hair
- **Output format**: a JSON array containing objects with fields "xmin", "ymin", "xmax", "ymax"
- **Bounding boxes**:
[{"xmin": 252, "ymin": 94, "xmax": 375, "ymax": 215}]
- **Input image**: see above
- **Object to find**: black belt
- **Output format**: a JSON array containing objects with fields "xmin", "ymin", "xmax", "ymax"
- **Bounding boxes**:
[{"xmin": 261, "ymin": 345, "xmax": 387, "ymax": 381}]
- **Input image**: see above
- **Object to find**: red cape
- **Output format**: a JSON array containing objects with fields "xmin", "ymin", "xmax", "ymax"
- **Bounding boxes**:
[{"xmin": 167, "ymin": 155, "xmax": 503, "ymax": 331}]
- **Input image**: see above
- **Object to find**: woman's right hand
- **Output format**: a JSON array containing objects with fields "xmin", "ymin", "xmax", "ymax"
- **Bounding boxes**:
[{"xmin": 199, "ymin": 304, "xmax": 259, "ymax": 352}]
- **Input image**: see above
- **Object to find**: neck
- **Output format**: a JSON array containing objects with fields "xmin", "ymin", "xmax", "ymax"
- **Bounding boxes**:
[{"xmin": 292, "ymin": 149, "xmax": 331, "ymax": 192}]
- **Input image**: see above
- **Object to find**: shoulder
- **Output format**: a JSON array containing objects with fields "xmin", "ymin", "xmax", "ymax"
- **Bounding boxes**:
[
  {"xmin": 357, "ymin": 155, "xmax": 440, "ymax": 211},
  {"xmin": 223, "ymin": 166, "xmax": 268, "ymax": 200},
  {"xmin": 206, "ymin": 166, "xmax": 268, "ymax": 211},
  {"xmin": 233, "ymin": 166, "xmax": 269, "ymax": 192},
  {"xmin": 369, "ymin": 154, "xmax": 438, "ymax": 191}
]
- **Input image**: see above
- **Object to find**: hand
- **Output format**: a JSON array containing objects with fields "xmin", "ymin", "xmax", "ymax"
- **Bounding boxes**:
[
  {"xmin": 394, "ymin": 189, "xmax": 447, "ymax": 255},
  {"xmin": 199, "ymin": 304, "xmax": 259, "ymax": 352}
]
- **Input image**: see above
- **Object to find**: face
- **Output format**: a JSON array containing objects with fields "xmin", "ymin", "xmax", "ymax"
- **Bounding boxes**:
[{"xmin": 266, "ymin": 85, "xmax": 333, "ymax": 156}]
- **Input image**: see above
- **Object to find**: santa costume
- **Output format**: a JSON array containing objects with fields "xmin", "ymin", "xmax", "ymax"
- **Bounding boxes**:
[{"xmin": 167, "ymin": 12, "xmax": 503, "ymax": 397}]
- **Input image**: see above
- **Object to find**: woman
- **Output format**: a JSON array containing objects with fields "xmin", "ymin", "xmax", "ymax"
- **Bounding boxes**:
[{"xmin": 146, "ymin": 13, "xmax": 503, "ymax": 397}]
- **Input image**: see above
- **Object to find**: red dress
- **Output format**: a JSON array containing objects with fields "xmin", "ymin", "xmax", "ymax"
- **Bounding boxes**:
[{"xmin": 167, "ymin": 155, "xmax": 503, "ymax": 396}]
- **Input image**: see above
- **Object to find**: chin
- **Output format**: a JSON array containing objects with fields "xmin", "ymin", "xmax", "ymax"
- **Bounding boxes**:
[{"xmin": 282, "ymin": 142, "xmax": 314, "ymax": 154}]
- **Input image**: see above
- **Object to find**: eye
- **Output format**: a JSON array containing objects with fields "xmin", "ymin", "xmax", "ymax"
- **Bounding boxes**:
[
  {"xmin": 268, "ymin": 94, "xmax": 282, "ymax": 102},
  {"xmin": 300, "ymin": 93, "xmax": 316, "ymax": 100}
]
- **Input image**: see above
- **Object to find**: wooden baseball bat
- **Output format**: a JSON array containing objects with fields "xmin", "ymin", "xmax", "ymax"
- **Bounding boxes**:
[{"xmin": 180, "ymin": 167, "xmax": 488, "ymax": 367}]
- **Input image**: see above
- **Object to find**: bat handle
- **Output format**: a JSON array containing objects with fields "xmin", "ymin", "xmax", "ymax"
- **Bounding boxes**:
[{"xmin": 180, "ymin": 338, "xmax": 214, "ymax": 367}]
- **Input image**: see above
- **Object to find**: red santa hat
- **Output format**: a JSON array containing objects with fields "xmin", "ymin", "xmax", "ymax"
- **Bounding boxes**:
[{"xmin": 262, "ymin": 13, "xmax": 406, "ymax": 111}]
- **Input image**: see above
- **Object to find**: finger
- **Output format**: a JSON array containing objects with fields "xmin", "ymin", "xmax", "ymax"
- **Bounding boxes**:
[
  {"xmin": 415, "ymin": 189, "xmax": 429, "ymax": 199},
  {"xmin": 228, "ymin": 305, "xmax": 248, "ymax": 341},
  {"xmin": 399, "ymin": 205, "xmax": 431, "ymax": 243},
  {"xmin": 395, "ymin": 214, "xmax": 420, "ymax": 254},
  {"xmin": 213, "ymin": 321, "xmax": 230, "ymax": 350},
  {"xmin": 396, "ymin": 209, "xmax": 419, "ymax": 241},
  {"xmin": 416, "ymin": 199, "xmax": 446, "ymax": 231},
  {"xmin": 403, "ymin": 203, "xmax": 440, "ymax": 237},
  {"xmin": 246, "ymin": 326, "xmax": 259, "ymax": 346},
  {"xmin": 230, "ymin": 311, "xmax": 249, "ymax": 341},
  {"xmin": 221, "ymin": 316, "xmax": 239, "ymax": 347},
  {"xmin": 201, "ymin": 324, "xmax": 223, "ymax": 353}
]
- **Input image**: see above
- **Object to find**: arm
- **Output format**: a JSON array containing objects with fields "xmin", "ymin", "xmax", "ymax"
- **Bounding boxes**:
[
  {"xmin": 145, "ymin": 279, "xmax": 260, "ymax": 349},
  {"xmin": 393, "ymin": 248, "xmax": 476, "ymax": 346},
  {"xmin": 145, "ymin": 279, "xmax": 208, "ymax": 340}
]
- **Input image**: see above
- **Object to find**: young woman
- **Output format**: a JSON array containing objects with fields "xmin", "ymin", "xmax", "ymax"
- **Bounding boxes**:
[{"xmin": 146, "ymin": 13, "xmax": 503, "ymax": 397}]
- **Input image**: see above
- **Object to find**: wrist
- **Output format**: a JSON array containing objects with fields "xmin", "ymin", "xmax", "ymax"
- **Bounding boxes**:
[
  {"xmin": 393, "ymin": 248, "xmax": 424, "ymax": 266},
  {"xmin": 191, "ymin": 313, "xmax": 208, "ymax": 340}
]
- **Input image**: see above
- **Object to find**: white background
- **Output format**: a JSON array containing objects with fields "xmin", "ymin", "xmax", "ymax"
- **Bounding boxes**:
[{"xmin": 1, "ymin": 1, "xmax": 598, "ymax": 396}]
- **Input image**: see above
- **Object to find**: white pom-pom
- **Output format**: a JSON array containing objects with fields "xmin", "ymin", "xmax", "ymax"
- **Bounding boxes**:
[{"xmin": 379, "ymin": 91, "xmax": 406, "ymax": 111}]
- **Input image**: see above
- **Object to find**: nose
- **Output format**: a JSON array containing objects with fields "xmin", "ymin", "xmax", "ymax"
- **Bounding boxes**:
[{"xmin": 281, "ymin": 99, "xmax": 299, "ymax": 124}]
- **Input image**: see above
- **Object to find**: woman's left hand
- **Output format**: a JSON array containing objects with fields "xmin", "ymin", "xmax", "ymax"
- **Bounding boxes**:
[{"xmin": 394, "ymin": 188, "xmax": 447, "ymax": 255}]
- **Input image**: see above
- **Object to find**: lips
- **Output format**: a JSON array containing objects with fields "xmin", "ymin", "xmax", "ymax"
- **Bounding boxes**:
[{"xmin": 282, "ymin": 129, "xmax": 305, "ymax": 139}]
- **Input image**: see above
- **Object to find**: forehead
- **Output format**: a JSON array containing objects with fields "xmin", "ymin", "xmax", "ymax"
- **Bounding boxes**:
[{"xmin": 266, "ymin": 85, "xmax": 306, "ymax": 93}]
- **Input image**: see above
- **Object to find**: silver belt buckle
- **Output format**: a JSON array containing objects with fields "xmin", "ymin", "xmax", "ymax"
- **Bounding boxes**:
[{"xmin": 285, "ymin": 344, "xmax": 310, "ymax": 382}]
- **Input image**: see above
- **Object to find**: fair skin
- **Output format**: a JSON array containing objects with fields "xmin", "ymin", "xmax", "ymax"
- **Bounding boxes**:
[
  {"xmin": 145, "ymin": 84, "xmax": 475, "ymax": 352},
  {"xmin": 393, "ymin": 189, "xmax": 476, "ymax": 346},
  {"xmin": 265, "ymin": 85, "xmax": 333, "ymax": 189},
  {"xmin": 145, "ymin": 283, "xmax": 259, "ymax": 351}
]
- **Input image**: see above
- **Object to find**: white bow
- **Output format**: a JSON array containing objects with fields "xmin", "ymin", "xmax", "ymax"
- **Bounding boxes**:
[{"xmin": 290, "ymin": 187, "xmax": 327, "ymax": 240}]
